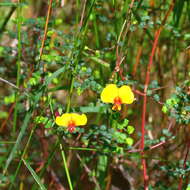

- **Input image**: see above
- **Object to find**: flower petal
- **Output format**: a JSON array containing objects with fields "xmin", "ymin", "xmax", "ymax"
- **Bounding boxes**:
[
  {"xmin": 72, "ymin": 113, "xmax": 87, "ymax": 126},
  {"xmin": 55, "ymin": 116, "xmax": 64, "ymax": 126},
  {"xmin": 100, "ymin": 84, "xmax": 118, "ymax": 103},
  {"xmin": 112, "ymin": 104, "xmax": 121, "ymax": 111},
  {"xmin": 55, "ymin": 113, "xmax": 71, "ymax": 127},
  {"xmin": 118, "ymin": 85, "xmax": 134, "ymax": 104}
]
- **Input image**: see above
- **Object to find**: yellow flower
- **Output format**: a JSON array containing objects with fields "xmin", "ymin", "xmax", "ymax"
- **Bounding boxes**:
[
  {"xmin": 100, "ymin": 84, "xmax": 134, "ymax": 111},
  {"xmin": 55, "ymin": 113, "xmax": 87, "ymax": 132}
]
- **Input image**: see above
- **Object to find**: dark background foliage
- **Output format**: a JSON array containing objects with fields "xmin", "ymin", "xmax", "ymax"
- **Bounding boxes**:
[{"xmin": 0, "ymin": 0, "xmax": 190, "ymax": 190}]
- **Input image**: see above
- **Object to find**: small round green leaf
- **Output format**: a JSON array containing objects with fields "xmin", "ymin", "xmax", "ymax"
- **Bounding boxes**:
[
  {"xmin": 126, "ymin": 137, "xmax": 134, "ymax": 146},
  {"xmin": 127, "ymin": 125, "xmax": 135, "ymax": 134}
]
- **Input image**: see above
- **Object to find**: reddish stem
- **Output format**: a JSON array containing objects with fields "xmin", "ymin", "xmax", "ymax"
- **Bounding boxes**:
[
  {"xmin": 133, "ymin": 44, "xmax": 143, "ymax": 77},
  {"xmin": 39, "ymin": 0, "xmax": 53, "ymax": 72},
  {"xmin": 178, "ymin": 141, "xmax": 190, "ymax": 190},
  {"xmin": 140, "ymin": 1, "xmax": 175, "ymax": 188},
  {"xmin": 79, "ymin": 0, "xmax": 87, "ymax": 28},
  {"xmin": 0, "ymin": 103, "xmax": 15, "ymax": 133},
  {"xmin": 133, "ymin": 89, "xmax": 145, "ymax": 96},
  {"xmin": 140, "ymin": 28, "xmax": 161, "ymax": 190}
]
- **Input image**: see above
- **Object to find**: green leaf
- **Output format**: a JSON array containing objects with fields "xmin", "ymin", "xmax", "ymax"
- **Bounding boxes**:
[
  {"xmin": 4, "ymin": 94, "xmax": 15, "ymax": 105},
  {"xmin": 116, "ymin": 147, "xmax": 124, "ymax": 154},
  {"xmin": 77, "ymin": 87, "xmax": 83, "ymax": 95},
  {"xmin": 22, "ymin": 159, "xmax": 47, "ymax": 190},
  {"xmin": 186, "ymin": 184, "xmax": 190, "ymax": 190},
  {"xmin": 153, "ymin": 94, "xmax": 160, "ymax": 102},
  {"xmin": 162, "ymin": 105, "xmax": 168, "ymax": 113},
  {"xmin": 0, "ymin": 111, "xmax": 8, "ymax": 119},
  {"xmin": 34, "ymin": 116, "xmax": 46, "ymax": 124},
  {"xmin": 45, "ymin": 120, "xmax": 53, "ymax": 128},
  {"xmin": 29, "ymin": 77, "xmax": 38, "ymax": 86},
  {"xmin": 113, "ymin": 131, "xmax": 127, "ymax": 143},
  {"xmin": 47, "ymin": 30, "xmax": 54, "ymax": 37},
  {"xmin": 126, "ymin": 137, "xmax": 134, "ymax": 146},
  {"xmin": 80, "ymin": 104, "xmax": 107, "ymax": 113},
  {"xmin": 184, "ymin": 34, "xmax": 190, "ymax": 40},
  {"xmin": 0, "ymin": 46, "xmax": 4, "ymax": 56},
  {"xmin": 162, "ymin": 129, "xmax": 172, "ymax": 137},
  {"xmin": 123, "ymin": 119, "xmax": 129, "ymax": 126},
  {"xmin": 55, "ymin": 18, "xmax": 62, "ymax": 25},
  {"xmin": 127, "ymin": 125, "xmax": 135, "ymax": 134},
  {"xmin": 184, "ymin": 106, "xmax": 190, "ymax": 112}
]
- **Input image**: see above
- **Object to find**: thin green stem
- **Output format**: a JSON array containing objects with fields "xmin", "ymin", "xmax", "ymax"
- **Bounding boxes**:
[
  {"xmin": 66, "ymin": 77, "xmax": 75, "ymax": 113},
  {"xmin": 0, "ymin": 141, "xmax": 15, "ymax": 144},
  {"xmin": 69, "ymin": 147, "xmax": 97, "ymax": 151},
  {"xmin": 13, "ymin": 0, "xmax": 22, "ymax": 133},
  {"xmin": 60, "ymin": 143, "xmax": 73, "ymax": 190},
  {"xmin": 0, "ymin": 2, "xmax": 17, "ymax": 6},
  {"xmin": 66, "ymin": 1, "xmax": 96, "ymax": 113},
  {"xmin": 76, "ymin": 0, "xmax": 80, "ymax": 25}
]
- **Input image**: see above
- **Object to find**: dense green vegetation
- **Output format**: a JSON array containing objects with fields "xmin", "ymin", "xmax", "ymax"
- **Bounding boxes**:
[{"xmin": 0, "ymin": 0, "xmax": 190, "ymax": 189}]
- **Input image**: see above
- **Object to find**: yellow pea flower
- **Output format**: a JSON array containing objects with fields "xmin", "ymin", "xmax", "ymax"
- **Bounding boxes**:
[
  {"xmin": 100, "ymin": 84, "xmax": 134, "ymax": 111},
  {"xmin": 55, "ymin": 113, "xmax": 87, "ymax": 132}
]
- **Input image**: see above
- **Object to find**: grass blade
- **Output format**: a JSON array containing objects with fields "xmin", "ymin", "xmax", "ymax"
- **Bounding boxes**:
[
  {"xmin": 22, "ymin": 159, "xmax": 47, "ymax": 190},
  {"xmin": 0, "ymin": 3, "xmax": 17, "ymax": 6},
  {"xmin": 173, "ymin": 0, "xmax": 185, "ymax": 27},
  {"xmin": 60, "ymin": 143, "xmax": 73, "ymax": 190},
  {"xmin": 3, "ymin": 112, "xmax": 31, "ymax": 174}
]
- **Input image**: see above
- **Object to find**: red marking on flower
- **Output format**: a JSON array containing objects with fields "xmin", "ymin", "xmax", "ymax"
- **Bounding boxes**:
[
  {"xmin": 114, "ymin": 96, "xmax": 122, "ymax": 104},
  {"xmin": 112, "ymin": 96, "xmax": 122, "ymax": 111},
  {"xmin": 68, "ymin": 126, "xmax": 76, "ymax": 133},
  {"xmin": 68, "ymin": 120, "xmax": 76, "ymax": 133}
]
